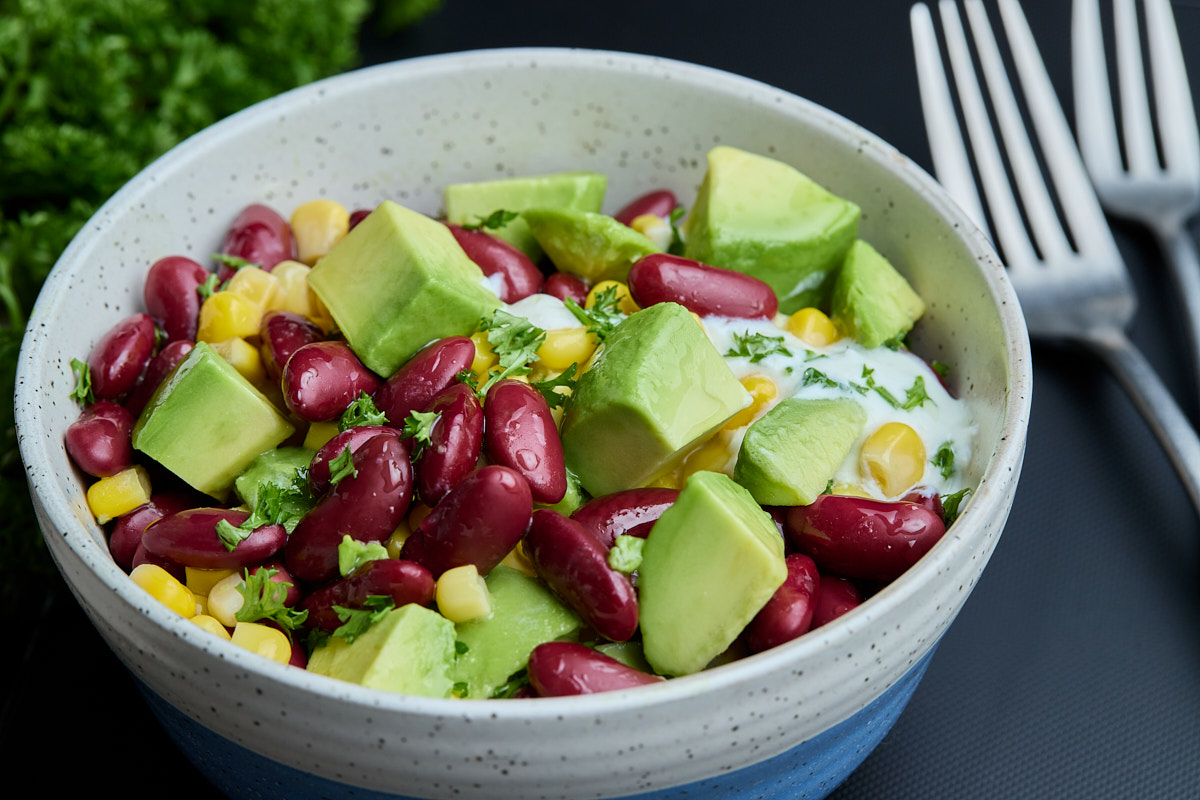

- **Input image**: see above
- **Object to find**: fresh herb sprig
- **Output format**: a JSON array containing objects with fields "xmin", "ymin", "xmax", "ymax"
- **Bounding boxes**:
[{"xmin": 475, "ymin": 310, "xmax": 547, "ymax": 394}]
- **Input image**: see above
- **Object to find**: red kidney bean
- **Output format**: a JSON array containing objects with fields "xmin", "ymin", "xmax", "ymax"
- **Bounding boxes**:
[
  {"xmin": 348, "ymin": 208, "xmax": 374, "ymax": 230},
  {"xmin": 65, "ymin": 401, "xmax": 134, "ymax": 477},
  {"xmin": 250, "ymin": 560, "xmax": 304, "ymax": 607},
  {"xmin": 218, "ymin": 203, "xmax": 294, "ymax": 279},
  {"xmin": 399, "ymin": 465, "xmax": 532, "ymax": 579},
  {"xmin": 903, "ymin": 488, "xmax": 944, "ymax": 519},
  {"xmin": 446, "ymin": 223, "xmax": 544, "ymax": 302},
  {"xmin": 373, "ymin": 336, "xmax": 475, "ymax": 428},
  {"xmin": 810, "ymin": 573, "xmax": 864, "ymax": 629},
  {"xmin": 528, "ymin": 642, "xmax": 664, "ymax": 696},
  {"xmin": 484, "ymin": 379, "xmax": 566, "ymax": 505},
  {"xmin": 282, "ymin": 340, "xmax": 382, "ymax": 423},
  {"xmin": 628, "ymin": 254, "xmax": 779, "ymax": 319},
  {"xmin": 414, "ymin": 382, "xmax": 484, "ymax": 505},
  {"xmin": 88, "ymin": 312, "xmax": 157, "ymax": 400},
  {"xmin": 569, "ymin": 488, "xmax": 679, "ymax": 549},
  {"xmin": 613, "ymin": 189, "xmax": 679, "ymax": 226},
  {"xmin": 123, "ymin": 340, "xmax": 194, "ymax": 417},
  {"xmin": 300, "ymin": 558, "xmax": 436, "ymax": 633},
  {"xmin": 260, "ymin": 310, "xmax": 323, "ymax": 381},
  {"xmin": 141, "ymin": 508, "xmax": 287, "ymax": 570},
  {"xmin": 132, "ymin": 542, "xmax": 186, "ymax": 582},
  {"xmin": 108, "ymin": 491, "xmax": 196, "ymax": 571},
  {"xmin": 785, "ymin": 494, "xmax": 947, "ymax": 583},
  {"xmin": 744, "ymin": 553, "xmax": 820, "ymax": 653},
  {"xmin": 284, "ymin": 434, "xmax": 413, "ymax": 584},
  {"xmin": 541, "ymin": 272, "xmax": 589, "ymax": 306},
  {"xmin": 523, "ymin": 509, "xmax": 639, "ymax": 643},
  {"xmin": 142, "ymin": 256, "xmax": 210, "ymax": 343},
  {"xmin": 308, "ymin": 425, "xmax": 404, "ymax": 497}
]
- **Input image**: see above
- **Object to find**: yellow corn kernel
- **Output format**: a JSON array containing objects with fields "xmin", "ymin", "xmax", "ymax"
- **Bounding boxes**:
[
  {"xmin": 190, "ymin": 614, "xmax": 232, "ymax": 640},
  {"xmin": 270, "ymin": 260, "xmax": 315, "ymax": 314},
  {"xmin": 186, "ymin": 567, "xmax": 237, "ymax": 598},
  {"xmin": 536, "ymin": 327, "xmax": 597, "ymax": 372},
  {"xmin": 860, "ymin": 421, "xmax": 926, "ymax": 498},
  {"xmin": 786, "ymin": 307, "xmax": 840, "ymax": 348},
  {"xmin": 385, "ymin": 520, "xmax": 413, "ymax": 559},
  {"xmin": 408, "ymin": 501, "xmax": 433, "ymax": 531},
  {"xmin": 197, "ymin": 290, "xmax": 261, "ymax": 343},
  {"xmin": 223, "ymin": 265, "xmax": 280, "ymax": 312},
  {"xmin": 207, "ymin": 572, "xmax": 246, "ymax": 628},
  {"xmin": 210, "ymin": 337, "xmax": 268, "ymax": 388},
  {"xmin": 303, "ymin": 420, "xmax": 341, "ymax": 451},
  {"xmin": 679, "ymin": 432, "xmax": 735, "ymax": 480},
  {"xmin": 130, "ymin": 563, "xmax": 196, "ymax": 618},
  {"xmin": 723, "ymin": 375, "xmax": 778, "ymax": 430},
  {"xmin": 195, "ymin": 595, "xmax": 209, "ymax": 617},
  {"xmin": 87, "ymin": 465, "xmax": 151, "ymax": 524},
  {"xmin": 291, "ymin": 199, "xmax": 350, "ymax": 265},
  {"xmin": 500, "ymin": 540, "xmax": 537, "ymax": 578},
  {"xmin": 470, "ymin": 330, "xmax": 499, "ymax": 384},
  {"xmin": 829, "ymin": 482, "xmax": 875, "ymax": 499},
  {"xmin": 231, "ymin": 621, "xmax": 292, "ymax": 664},
  {"xmin": 587, "ymin": 280, "xmax": 639, "ymax": 315},
  {"xmin": 436, "ymin": 564, "xmax": 492, "ymax": 623},
  {"xmin": 629, "ymin": 213, "xmax": 673, "ymax": 250}
]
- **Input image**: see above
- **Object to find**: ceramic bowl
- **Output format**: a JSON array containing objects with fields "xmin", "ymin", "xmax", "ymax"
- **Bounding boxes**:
[{"xmin": 15, "ymin": 48, "xmax": 1031, "ymax": 799}]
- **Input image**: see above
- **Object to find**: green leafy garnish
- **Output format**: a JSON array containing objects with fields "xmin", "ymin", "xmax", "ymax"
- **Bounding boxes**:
[
  {"xmin": 402, "ymin": 409, "xmax": 441, "ymax": 454},
  {"xmin": 883, "ymin": 333, "xmax": 909, "ymax": 351},
  {"xmin": 531, "ymin": 363, "xmax": 577, "ymax": 410},
  {"xmin": 801, "ymin": 367, "xmax": 840, "ymax": 390},
  {"xmin": 607, "ymin": 534, "xmax": 645, "ymax": 574},
  {"xmin": 455, "ymin": 369, "xmax": 479, "ymax": 392},
  {"xmin": 327, "ymin": 445, "xmax": 357, "ymax": 486},
  {"xmin": 563, "ymin": 285, "xmax": 624, "ymax": 342},
  {"xmin": 215, "ymin": 518, "xmax": 254, "ymax": 552},
  {"xmin": 490, "ymin": 670, "xmax": 531, "ymax": 699},
  {"xmin": 455, "ymin": 640, "xmax": 470, "ymax": 657},
  {"xmin": 211, "ymin": 253, "xmax": 260, "ymax": 271},
  {"xmin": 68, "ymin": 357, "xmax": 94, "ymax": 405},
  {"xmin": 196, "ymin": 272, "xmax": 221, "ymax": 300},
  {"xmin": 667, "ymin": 206, "xmax": 686, "ymax": 256},
  {"xmin": 931, "ymin": 442, "xmax": 956, "ymax": 480},
  {"xmin": 725, "ymin": 331, "xmax": 792, "ymax": 363},
  {"xmin": 337, "ymin": 534, "xmax": 389, "ymax": 577},
  {"xmin": 476, "ymin": 310, "xmax": 546, "ymax": 394},
  {"xmin": 859, "ymin": 366, "xmax": 900, "ymax": 408},
  {"xmin": 931, "ymin": 360, "xmax": 951, "ymax": 379},
  {"xmin": 338, "ymin": 391, "xmax": 388, "ymax": 431},
  {"xmin": 331, "ymin": 595, "xmax": 395, "ymax": 643},
  {"xmin": 451, "ymin": 681, "xmax": 470, "ymax": 698},
  {"xmin": 462, "ymin": 209, "xmax": 519, "ymax": 231},
  {"xmin": 941, "ymin": 487, "xmax": 972, "ymax": 526},
  {"xmin": 242, "ymin": 472, "xmax": 315, "ymax": 533},
  {"xmin": 901, "ymin": 375, "xmax": 935, "ymax": 410},
  {"xmin": 235, "ymin": 567, "xmax": 308, "ymax": 634}
]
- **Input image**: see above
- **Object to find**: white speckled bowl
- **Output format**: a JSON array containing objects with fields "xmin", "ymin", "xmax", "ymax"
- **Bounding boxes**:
[{"xmin": 16, "ymin": 49, "xmax": 1030, "ymax": 799}]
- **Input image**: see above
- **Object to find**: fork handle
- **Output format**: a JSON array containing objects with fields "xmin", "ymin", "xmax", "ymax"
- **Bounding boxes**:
[
  {"xmin": 1155, "ymin": 225, "xmax": 1200, "ymax": 415},
  {"xmin": 1083, "ymin": 326, "xmax": 1200, "ymax": 515}
]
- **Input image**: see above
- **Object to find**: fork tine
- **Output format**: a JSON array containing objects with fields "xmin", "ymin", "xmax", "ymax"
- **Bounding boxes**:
[
  {"xmin": 1072, "ymin": 0, "xmax": 1122, "ymax": 181},
  {"xmin": 1144, "ymin": 0, "xmax": 1200, "ymax": 178},
  {"xmin": 1114, "ymin": 0, "xmax": 1159, "ymax": 175}
]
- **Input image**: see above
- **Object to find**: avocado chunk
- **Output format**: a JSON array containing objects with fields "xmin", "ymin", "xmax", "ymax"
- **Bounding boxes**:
[
  {"xmin": 537, "ymin": 468, "xmax": 587, "ymax": 516},
  {"xmin": 681, "ymin": 145, "xmax": 861, "ymax": 313},
  {"xmin": 830, "ymin": 239, "xmax": 926, "ymax": 348},
  {"xmin": 560, "ymin": 302, "xmax": 749, "ymax": 497},
  {"xmin": 307, "ymin": 603, "xmax": 457, "ymax": 698},
  {"xmin": 523, "ymin": 208, "xmax": 662, "ymax": 283},
  {"xmin": 638, "ymin": 471, "xmax": 786, "ymax": 677},
  {"xmin": 444, "ymin": 171, "xmax": 607, "ymax": 261},
  {"xmin": 233, "ymin": 446, "xmax": 316, "ymax": 531},
  {"xmin": 734, "ymin": 397, "xmax": 867, "ymax": 506},
  {"xmin": 452, "ymin": 565, "xmax": 583, "ymax": 698},
  {"xmin": 131, "ymin": 342, "xmax": 294, "ymax": 498},
  {"xmin": 307, "ymin": 200, "xmax": 501, "ymax": 377}
]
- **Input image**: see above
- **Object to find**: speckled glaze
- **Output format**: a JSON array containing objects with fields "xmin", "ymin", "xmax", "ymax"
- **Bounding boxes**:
[{"xmin": 15, "ymin": 49, "xmax": 1031, "ymax": 799}]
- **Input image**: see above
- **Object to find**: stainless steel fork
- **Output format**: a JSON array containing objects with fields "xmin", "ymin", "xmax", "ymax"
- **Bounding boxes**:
[{"xmin": 911, "ymin": 0, "xmax": 1200, "ymax": 513}]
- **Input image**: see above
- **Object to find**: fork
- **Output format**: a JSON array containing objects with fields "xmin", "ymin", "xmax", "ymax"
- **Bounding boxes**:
[
  {"xmin": 1073, "ymin": 0, "xmax": 1200, "ymax": 410},
  {"xmin": 910, "ymin": 0, "xmax": 1200, "ymax": 513}
]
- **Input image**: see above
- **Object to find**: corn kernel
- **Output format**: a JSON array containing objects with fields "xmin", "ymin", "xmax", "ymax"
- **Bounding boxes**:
[
  {"xmin": 408, "ymin": 502, "xmax": 434, "ymax": 531},
  {"xmin": 207, "ymin": 572, "xmax": 246, "ymax": 628},
  {"xmin": 499, "ymin": 540, "xmax": 537, "ymax": 578},
  {"xmin": 197, "ymin": 290, "xmax": 261, "ymax": 343},
  {"xmin": 385, "ymin": 520, "xmax": 413, "ymax": 559},
  {"xmin": 436, "ymin": 564, "xmax": 492, "ymax": 623},
  {"xmin": 536, "ymin": 327, "xmax": 597, "ymax": 372},
  {"xmin": 223, "ymin": 265, "xmax": 280, "ymax": 312},
  {"xmin": 629, "ymin": 213, "xmax": 673, "ymax": 250},
  {"xmin": 130, "ymin": 563, "xmax": 196, "ymax": 618},
  {"xmin": 860, "ymin": 421, "xmax": 926, "ymax": 498},
  {"xmin": 723, "ymin": 375, "xmax": 778, "ymax": 430},
  {"xmin": 787, "ymin": 307, "xmax": 840, "ymax": 348},
  {"xmin": 186, "ymin": 567, "xmax": 237, "ymax": 598},
  {"xmin": 586, "ymin": 280, "xmax": 639, "ymax": 315},
  {"xmin": 303, "ymin": 420, "xmax": 341, "ymax": 451},
  {"xmin": 470, "ymin": 330, "xmax": 499, "ymax": 384},
  {"xmin": 270, "ymin": 260, "xmax": 315, "ymax": 315},
  {"xmin": 87, "ymin": 465, "xmax": 151, "ymax": 524},
  {"xmin": 210, "ymin": 337, "xmax": 268, "ymax": 388},
  {"xmin": 679, "ymin": 432, "xmax": 735, "ymax": 479},
  {"xmin": 231, "ymin": 621, "xmax": 292, "ymax": 664},
  {"xmin": 291, "ymin": 199, "xmax": 350, "ymax": 265},
  {"xmin": 829, "ymin": 482, "xmax": 875, "ymax": 499},
  {"xmin": 190, "ymin": 614, "xmax": 232, "ymax": 640}
]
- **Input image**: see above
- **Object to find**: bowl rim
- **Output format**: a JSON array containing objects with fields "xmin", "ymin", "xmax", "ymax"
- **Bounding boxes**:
[{"xmin": 15, "ymin": 46, "xmax": 1032, "ymax": 721}]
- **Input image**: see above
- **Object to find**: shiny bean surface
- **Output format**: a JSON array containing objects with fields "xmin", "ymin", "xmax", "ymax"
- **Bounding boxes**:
[
  {"xmin": 373, "ymin": 336, "xmax": 475, "ymax": 428},
  {"xmin": 308, "ymin": 425, "xmax": 404, "ymax": 497},
  {"xmin": 744, "ymin": 553, "xmax": 820, "ymax": 653},
  {"xmin": 613, "ymin": 189, "xmax": 679, "ymax": 226},
  {"xmin": 415, "ymin": 382, "xmax": 484, "ymax": 505},
  {"xmin": 569, "ymin": 488, "xmax": 678, "ymax": 549},
  {"xmin": 282, "ymin": 340, "xmax": 382, "ymax": 422},
  {"xmin": 528, "ymin": 641, "xmax": 664, "ymax": 696},
  {"xmin": 484, "ymin": 379, "xmax": 566, "ymax": 505},
  {"xmin": 88, "ymin": 313, "xmax": 157, "ymax": 400},
  {"xmin": 142, "ymin": 508, "xmax": 287, "ymax": 570},
  {"xmin": 446, "ymin": 223, "xmax": 544, "ymax": 302},
  {"xmin": 108, "ymin": 491, "xmax": 196, "ymax": 571},
  {"xmin": 627, "ymin": 253, "xmax": 778, "ymax": 319},
  {"xmin": 65, "ymin": 401, "xmax": 134, "ymax": 477},
  {"xmin": 809, "ymin": 573, "xmax": 863, "ymax": 629},
  {"xmin": 142, "ymin": 256, "xmax": 210, "ymax": 343},
  {"xmin": 218, "ymin": 203, "xmax": 294, "ymax": 279},
  {"xmin": 123, "ymin": 340, "xmax": 194, "ymax": 417},
  {"xmin": 260, "ymin": 310, "xmax": 323, "ymax": 381},
  {"xmin": 301, "ymin": 558, "xmax": 435, "ymax": 632},
  {"xmin": 541, "ymin": 272, "xmax": 589, "ymax": 306}
]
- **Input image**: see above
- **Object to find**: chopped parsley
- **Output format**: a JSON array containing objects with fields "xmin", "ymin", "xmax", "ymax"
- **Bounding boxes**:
[
  {"xmin": 338, "ymin": 391, "xmax": 388, "ymax": 431},
  {"xmin": 235, "ymin": 567, "xmax": 308, "ymax": 635},
  {"xmin": 196, "ymin": 272, "xmax": 221, "ymax": 299},
  {"xmin": 331, "ymin": 595, "xmax": 395, "ymax": 643},
  {"xmin": 401, "ymin": 409, "xmax": 441, "ymax": 454},
  {"xmin": 563, "ymin": 285, "xmax": 624, "ymax": 342},
  {"xmin": 901, "ymin": 375, "xmax": 935, "ymax": 410},
  {"xmin": 931, "ymin": 360, "xmax": 951, "ymax": 379},
  {"xmin": 941, "ymin": 487, "xmax": 972, "ymax": 526},
  {"xmin": 455, "ymin": 369, "xmax": 479, "ymax": 391},
  {"xmin": 667, "ymin": 206, "xmax": 686, "ymax": 255},
  {"xmin": 725, "ymin": 331, "xmax": 792, "ymax": 363},
  {"xmin": 68, "ymin": 357, "xmax": 94, "ymax": 405},
  {"xmin": 327, "ymin": 445, "xmax": 358, "ymax": 486},
  {"xmin": 858, "ymin": 366, "xmax": 900, "ymax": 408},
  {"xmin": 476, "ymin": 310, "xmax": 546, "ymax": 394},
  {"xmin": 931, "ymin": 442, "xmax": 956, "ymax": 480},
  {"xmin": 241, "ymin": 472, "xmax": 315, "ymax": 533},
  {"xmin": 215, "ymin": 518, "xmax": 253, "ymax": 552},
  {"xmin": 462, "ymin": 209, "xmax": 519, "ymax": 231},
  {"xmin": 801, "ymin": 367, "xmax": 841, "ymax": 390},
  {"xmin": 531, "ymin": 363, "xmax": 578, "ymax": 410},
  {"xmin": 490, "ymin": 670, "xmax": 531, "ymax": 699},
  {"xmin": 211, "ymin": 253, "xmax": 261, "ymax": 271}
]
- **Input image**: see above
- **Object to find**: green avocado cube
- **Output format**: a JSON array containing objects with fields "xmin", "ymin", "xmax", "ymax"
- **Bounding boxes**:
[
  {"xmin": 560, "ymin": 302, "xmax": 750, "ymax": 497},
  {"xmin": 444, "ymin": 171, "xmax": 607, "ymax": 261},
  {"xmin": 307, "ymin": 200, "xmax": 501, "ymax": 378},
  {"xmin": 830, "ymin": 239, "xmax": 926, "ymax": 349},
  {"xmin": 682, "ymin": 145, "xmax": 861, "ymax": 313},
  {"xmin": 131, "ymin": 342, "xmax": 295, "ymax": 498},
  {"xmin": 638, "ymin": 471, "xmax": 786, "ymax": 677},
  {"xmin": 733, "ymin": 397, "xmax": 867, "ymax": 506},
  {"xmin": 523, "ymin": 208, "xmax": 662, "ymax": 283},
  {"xmin": 307, "ymin": 604, "xmax": 457, "ymax": 698}
]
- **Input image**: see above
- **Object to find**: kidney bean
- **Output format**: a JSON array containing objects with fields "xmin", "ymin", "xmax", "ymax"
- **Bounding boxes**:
[
  {"xmin": 348, "ymin": 208, "xmax": 374, "ymax": 230},
  {"xmin": 123, "ymin": 340, "xmax": 194, "ymax": 417},
  {"xmin": 446, "ymin": 223, "xmax": 544, "ymax": 302},
  {"xmin": 141, "ymin": 508, "xmax": 286, "ymax": 570},
  {"xmin": 785, "ymin": 494, "xmax": 946, "ymax": 583},
  {"xmin": 523, "ymin": 509, "xmax": 639, "ymax": 643},
  {"xmin": 65, "ymin": 400, "xmax": 134, "ymax": 477},
  {"xmin": 88, "ymin": 312, "xmax": 157, "ymax": 400},
  {"xmin": 903, "ymin": 488, "xmax": 944, "ymax": 519},
  {"xmin": 284, "ymin": 434, "xmax": 413, "ymax": 584},
  {"xmin": 569, "ymin": 488, "xmax": 678, "ymax": 549},
  {"xmin": 484, "ymin": 379, "xmax": 566, "ymax": 505},
  {"xmin": 300, "ymin": 558, "xmax": 436, "ymax": 633},
  {"xmin": 260, "ymin": 310, "xmax": 323, "ymax": 381},
  {"xmin": 142, "ymin": 256, "xmax": 210, "ymax": 343},
  {"xmin": 131, "ymin": 542, "xmax": 186, "ymax": 582},
  {"xmin": 218, "ymin": 203, "xmax": 294, "ymax": 279},
  {"xmin": 308, "ymin": 425, "xmax": 404, "ymax": 497},
  {"xmin": 414, "ymin": 382, "xmax": 484, "ymax": 505},
  {"xmin": 528, "ymin": 642, "xmax": 665, "ymax": 696},
  {"xmin": 628, "ymin": 254, "xmax": 778, "ymax": 319},
  {"xmin": 399, "ymin": 465, "xmax": 532, "ymax": 579},
  {"xmin": 373, "ymin": 336, "xmax": 475, "ymax": 428},
  {"xmin": 282, "ymin": 340, "xmax": 382, "ymax": 423},
  {"xmin": 810, "ymin": 573, "xmax": 864, "ymax": 629},
  {"xmin": 108, "ymin": 491, "xmax": 196, "ymax": 571},
  {"xmin": 744, "ymin": 553, "xmax": 820, "ymax": 653},
  {"xmin": 541, "ymin": 272, "xmax": 589, "ymax": 306},
  {"xmin": 613, "ymin": 189, "xmax": 679, "ymax": 226}
]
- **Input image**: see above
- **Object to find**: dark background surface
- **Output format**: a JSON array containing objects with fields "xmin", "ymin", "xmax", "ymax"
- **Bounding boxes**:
[{"xmin": 7, "ymin": 1, "xmax": 1200, "ymax": 797}]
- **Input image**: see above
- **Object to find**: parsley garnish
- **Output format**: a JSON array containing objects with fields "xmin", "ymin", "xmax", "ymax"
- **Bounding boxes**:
[
  {"xmin": 462, "ymin": 209, "xmax": 519, "ymax": 231},
  {"xmin": 490, "ymin": 671, "xmax": 531, "ymax": 699},
  {"xmin": 452, "ymin": 681, "xmax": 470, "ymax": 698},
  {"xmin": 531, "ymin": 363, "xmax": 578, "ymax": 410},
  {"xmin": 235, "ymin": 567, "xmax": 308, "ymax": 635},
  {"xmin": 476, "ymin": 310, "xmax": 546, "ymax": 394},
  {"xmin": 69, "ymin": 357, "xmax": 94, "ymax": 405},
  {"xmin": 401, "ymin": 409, "xmax": 441, "ymax": 455},
  {"xmin": 859, "ymin": 366, "xmax": 900, "ymax": 408},
  {"xmin": 211, "ymin": 253, "xmax": 261, "ymax": 271},
  {"xmin": 883, "ymin": 333, "xmax": 909, "ymax": 351},
  {"xmin": 801, "ymin": 367, "xmax": 840, "ymax": 389},
  {"xmin": 667, "ymin": 206, "xmax": 686, "ymax": 256},
  {"xmin": 196, "ymin": 272, "xmax": 221, "ymax": 300},
  {"xmin": 931, "ymin": 360, "xmax": 951, "ymax": 379},
  {"xmin": 563, "ymin": 285, "xmax": 624, "ymax": 342},
  {"xmin": 941, "ymin": 487, "xmax": 972, "ymax": 526},
  {"xmin": 901, "ymin": 375, "xmax": 935, "ymax": 410},
  {"xmin": 455, "ymin": 640, "xmax": 470, "ymax": 658},
  {"xmin": 327, "ymin": 446, "xmax": 357, "ymax": 486},
  {"xmin": 331, "ymin": 595, "xmax": 395, "ymax": 643},
  {"xmin": 725, "ymin": 331, "xmax": 792, "ymax": 363},
  {"xmin": 242, "ymin": 472, "xmax": 315, "ymax": 533},
  {"xmin": 338, "ymin": 391, "xmax": 388, "ymax": 431},
  {"xmin": 215, "ymin": 518, "xmax": 254, "ymax": 552},
  {"xmin": 455, "ymin": 369, "xmax": 479, "ymax": 392},
  {"xmin": 931, "ymin": 442, "xmax": 956, "ymax": 480}
]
